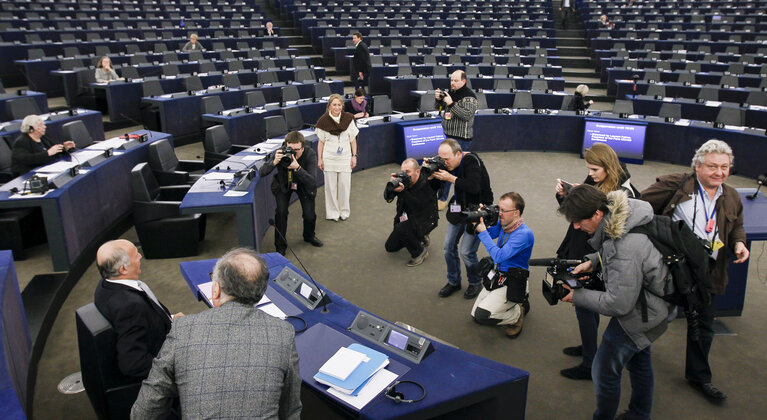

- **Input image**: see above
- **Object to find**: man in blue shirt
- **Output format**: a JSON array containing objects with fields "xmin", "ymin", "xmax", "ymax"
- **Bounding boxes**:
[{"xmin": 470, "ymin": 192, "xmax": 535, "ymax": 338}]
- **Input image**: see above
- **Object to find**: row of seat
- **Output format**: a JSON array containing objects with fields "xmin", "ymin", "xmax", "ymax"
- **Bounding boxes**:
[{"xmin": 628, "ymin": 83, "xmax": 767, "ymax": 106}]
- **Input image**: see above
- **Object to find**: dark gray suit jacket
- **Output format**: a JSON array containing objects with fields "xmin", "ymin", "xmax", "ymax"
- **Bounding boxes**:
[{"xmin": 130, "ymin": 301, "xmax": 302, "ymax": 419}]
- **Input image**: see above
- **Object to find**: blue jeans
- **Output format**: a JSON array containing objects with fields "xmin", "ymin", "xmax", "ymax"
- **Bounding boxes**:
[
  {"xmin": 576, "ymin": 306, "xmax": 600, "ymax": 369},
  {"xmin": 592, "ymin": 318, "xmax": 653, "ymax": 420},
  {"xmin": 438, "ymin": 137, "xmax": 472, "ymax": 201},
  {"xmin": 443, "ymin": 221, "xmax": 481, "ymax": 286}
]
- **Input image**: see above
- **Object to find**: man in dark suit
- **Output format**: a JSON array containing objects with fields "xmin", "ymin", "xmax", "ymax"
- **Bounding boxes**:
[
  {"xmin": 94, "ymin": 239, "xmax": 182, "ymax": 379},
  {"xmin": 131, "ymin": 248, "xmax": 302, "ymax": 419},
  {"xmin": 351, "ymin": 32, "xmax": 370, "ymax": 90},
  {"xmin": 263, "ymin": 21, "xmax": 278, "ymax": 37}
]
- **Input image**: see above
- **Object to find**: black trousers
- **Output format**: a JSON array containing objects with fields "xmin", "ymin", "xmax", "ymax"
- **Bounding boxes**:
[
  {"xmin": 685, "ymin": 293, "xmax": 717, "ymax": 383},
  {"xmin": 385, "ymin": 220, "xmax": 425, "ymax": 258},
  {"xmin": 353, "ymin": 71, "xmax": 369, "ymax": 90},
  {"xmin": 274, "ymin": 191, "xmax": 316, "ymax": 252}
]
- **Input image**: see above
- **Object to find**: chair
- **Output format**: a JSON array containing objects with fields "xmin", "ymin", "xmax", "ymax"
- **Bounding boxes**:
[
  {"xmin": 372, "ymin": 95, "xmax": 392, "ymax": 115},
  {"xmin": 746, "ymin": 91, "xmax": 767, "ymax": 107},
  {"xmin": 245, "ymin": 91, "xmax": 266, "ymax": 108},
  {"xmin": 130, "ymin": 163, "xmax": 205, "ymax": 258},
  {"xmin": 95, "ymin": 46, "xmax": 111, "ymax": 57},
  {"xmin": 658, "ymin": 103, "xmax": 682, "ymax": 120},
  {"xmin": 219, "ymin": 51, "xmax": 235, "ymax": 60},
  {"xmin": 148, "ymin": 138, "xmax": 205, "ymax": 185},
  {"xmin": 184, "ymin": 76, "xmax": 204, "ymax": 92},
  {"xmin": 130, "ymin": 55, "xmax": 148, "ymax": 65},
  {"xmin": 466, "ymin": 67, "xmax": 480, "ymax": 78},
  {"xmin": 222, "ymin": 74, "xmax": 240, "ymax": 89},
  {"xmin": 612, "ymin": 100, "xmax": 634, "ymax": 115},
  {"xmin": 282, "ymin": 107, "xmax": 307, "ymax": 132},
  {"xmin": 493, "ymin": 66, "xmax": 509, "ymax": 77},
  {"xmin": 417, "ymin": 94, "xmax": 436, "ymax": 112},
  {"xmin": 715, "ymin": 107, "xmax": 743, "ymax": 126},
  {"xmin": 76, "ymin": 303, "xmax": 143, "ymax": 420},
  {"xmin": 265, "ymin": 115, "xmax": 289, "ymax": 138},
  {"xmin": 203, "ymin": 125, "xmax": 248, "ymax": 169},
  {"xmin": 142, "ymin": 80, "xmax": 164, "ymax": 97},
  {"xmin": 141, "ymin": 81, "xmax": 164, "ymax": 131},
  {"xmin": 199, "ymin": 61, "xmax": 217, "ymax": 73},
  {"xmin": 677, "ymin": 73, "xmax": 695, "ymax": 84},
  {"xmin": 397, "ymin": 66, "xmax": 413, "ymax": 76},
  {"xmin": 201, "ymin": 96, "xmax": 224, "ymax": 117},
  {"xmin": 560, "ymin": 95, "xmax": 574, "ymax": 111},
  {"xmin": 62, "ymin": 120, "xmax": 94, "ymax": 149},
  {"xmin": 645, "ymin": 84, "xmax": 665, "ymax": 97},
  {"xmin": 162, "ymin": 64, "xmax": 180, "ymax": 76},
  {"xmin": 528, "ymin": 66, "xmax": 543, "ymax": 76},
  {"xmin": 28, "ymin": 49, "xmax": 45, "ymax": 60},
  {"xmin": 294, "ymin": 69, "xmax": 315, "ymax": 83},
  {"xmin": 188, "ymin": 51, "xmax": 203, "ymax": 62},
  {"xmin": 531, "ymin": 80, "xmax": 548, "ymax": 92},
  {"xmin": 227, "ymin": 60, "xmax": 244, "ymax": 71},
  {"xmin": 60, "ymin": 58, "xmax": 84, "ymax": 71},
  {"xmin": 5, "ymin": 97, "xmax": 42, "ymax": 121},
  {"xmin": 259, "ymin": 58, "xmax": 277, "ymax": 70},
  {"xmin": 258, "ymin": 71, "xmax": 279, "ymax": 85},
  {"xmin": 719, "ymin": 75, "xmax": 738, "ymax": 88},
  {"xmin": 313, "ymin": 83, "xmax": 332, "ymax": 99},
  {"xmin": 281, "ymin": 86, "xmax": 301, "ymax": 103},
  {"xmin": 416, "ymin": 78, "xmax": 433, "ymax": 91},
  {"xmin": 698, "ymin": 87, "xmax": 719, "ymax": 101},
  {"xmin": 512, "ymin": 91, "xmax": 533, "ymax": 109},
  {"xmin": 125, "ymin": 44, "xmax": 140, "ymax": 54},
  {"xmin": 64, "ymin": 47, "xmax": 80, "ymax": 57},
  {"xmin": 494, "ymin": 79, "xmax": 515, "ymax": 91}
]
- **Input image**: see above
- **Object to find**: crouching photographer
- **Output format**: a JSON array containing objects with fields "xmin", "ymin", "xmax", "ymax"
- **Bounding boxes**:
[
  {"xmin": 558, "ymin": 185, "xmax": 675, "ymax": 420},
  {"xmin": 384, "ymin": 158, "xmax": 440, "ymax": 266},
  {"xmin": 469, "ymin": 192, "xmax": 534, "ymax": 339}
]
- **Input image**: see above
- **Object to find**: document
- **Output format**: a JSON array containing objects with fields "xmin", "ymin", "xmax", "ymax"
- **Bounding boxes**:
[
  {"xmin": 35, "ymin": 161, "xmax": 78, "ymax": 174},
  {"xmin": 327, "ymin": 369, "xmax": 398, "ymax": 410},
  {"xmin": 318, "ymin": 347, "xmax": 370, "ymax": 381},
  {"xmin": 198, "ymin": 281, "xmax": 214, "ymax": 306},
  {"xmin": 258, "ymin": 303, "xmax": 287, "ymax": 319},
  {"xmin": 89, "ymin": 137, "xmax": 131, "ymax": 150},
  {"xmin": 203, "ymin": 172, "xmax": 235, "ymax": 181}
]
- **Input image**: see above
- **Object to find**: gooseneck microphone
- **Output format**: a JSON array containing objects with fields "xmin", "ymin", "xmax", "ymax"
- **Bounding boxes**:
[
  {"xmin": 747, "ymin": 174, "xmax": 766, "ymax": 200},
  {"xmin": 268, "ymin": 218, "xmax": 329, "ymax": 313}
]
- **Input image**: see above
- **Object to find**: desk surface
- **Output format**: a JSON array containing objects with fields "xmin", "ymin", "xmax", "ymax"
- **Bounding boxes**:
[
  {"xmin": 179, "ymin": 254, "xmax": 529, "ymax": 419},
  {"xmin": 0, "ymin": 250, "xmax": 29, "ymax": 420}
]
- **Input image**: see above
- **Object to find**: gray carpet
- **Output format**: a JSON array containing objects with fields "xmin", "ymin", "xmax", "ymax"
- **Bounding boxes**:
[{"xmin": 19, "ymin": 144, "xmax": 767, "ymax": 419}]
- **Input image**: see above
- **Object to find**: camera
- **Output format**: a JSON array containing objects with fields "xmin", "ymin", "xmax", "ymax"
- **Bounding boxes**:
[
  {"xmin": 421, "ymin": 156, "xmax": 447, "ymax": 176},
  {"xmin": 529, "ymin": 258, "xmax": 604, "ymax": 306},
  {"xmin": 278, "ymin": 145, "xmax": 296, "ymax": 167},
  {"xmin": 384, "ymin": 171, "xmax": 411, "ymax": 195},
  {"xmin": 436, "ymin": 89, "xmax": 448, "ymax": 101},
  {"xmin": 462, "ymin": 204, "xmax": 499, "ymax": 227}
]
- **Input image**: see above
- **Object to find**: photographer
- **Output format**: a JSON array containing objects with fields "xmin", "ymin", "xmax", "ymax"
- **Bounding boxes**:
[
  {"xmin": 641, "ymin": 139, "xmax": 748, "ymax": 403},
  {"xmin": 259, "ymin": 131, "xmax": 323, "ymax": 255},
  {"xmin": 384, "ymin": 158, "xmax": 440, "ymax": 266},
  {"xmin": 558, "ymin": 185, "xmax": 674, "ymax": 420},
  {"xmin": 431, "ymin": 138, "xmax": 493, "ymax": 299},
  {"xmin": 434, "ymin": 70, "xmax": 478, "ymax": 210},
  {"xmin": 470, "ymin": 192, "xmax": 534, "ymax": 339}
]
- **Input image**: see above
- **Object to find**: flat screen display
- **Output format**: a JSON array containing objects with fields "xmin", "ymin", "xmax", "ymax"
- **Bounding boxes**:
[
  {"xmin": 386, "ymin": 330, "xmax": 409, "ymax": 351},
  {"xmin": 582, "ymin": 119, "xmax": 647, "ymax": 164},
  {"xmin": 402, "ymin": 122, "xmax": 446, "ymax": 160}
]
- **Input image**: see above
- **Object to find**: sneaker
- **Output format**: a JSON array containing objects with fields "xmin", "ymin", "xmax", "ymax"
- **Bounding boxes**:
[
  {"xmin": 463, "ymin": 283, "xmax": 482, "ymax": 299},
  {"xmin": 421, "ymin": 234, "xmax": 430, "ymax": 248},
  {"xmin": 407, "ymin": 249, "xmax": 428, "ymax": 267},
  {"xmin": 438, "ymin": 283, "xmax": 461, "ymax": 297},
  {"xmin": 560, "ymin": 364, "xmax": 592, "ymax": 380},
  {"xmin": 504, "ymin": 309, "xmax": 525, "ymax": 338},
  {"xmin": 563, "ymin": 345, "xmax": 583, "ymax": 357},
  {"xmin": 437, "ymin": 200, "xmax": 449, "ymax": 211}
]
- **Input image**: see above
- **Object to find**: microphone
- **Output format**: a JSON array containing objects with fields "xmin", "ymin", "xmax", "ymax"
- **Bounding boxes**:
[
  {"xmin": 747, "ymin": 174, "xmax": 766, "ymax": 200},
  {"xmin": 119, "ymin": 113, "xmax": 154, "ymax": 139},
  {"xmin": 268, "ymin": 218, "xmax": 330, "ymax": 313}
]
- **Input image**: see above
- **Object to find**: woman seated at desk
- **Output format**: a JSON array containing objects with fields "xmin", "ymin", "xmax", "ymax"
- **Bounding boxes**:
[
  {"xmin": 95, "ymin": 56, "xmax": 120, "ymax": 83},
  {"xmin": 344, "ymin": 88, "xmax": 370, "ymax": 119},
  {"xmin": 11, "ymin": 115, "xmax": 75, "ymax": 176},
  {"xmin": 182, "ymin": 33, "xmax": 205, "ymax": 52}
]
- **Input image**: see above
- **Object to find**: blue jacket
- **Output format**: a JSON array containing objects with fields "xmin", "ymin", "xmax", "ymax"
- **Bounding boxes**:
[{"xmin": 478, "ymin": 222, "xmax": 535, "ymax": 272}]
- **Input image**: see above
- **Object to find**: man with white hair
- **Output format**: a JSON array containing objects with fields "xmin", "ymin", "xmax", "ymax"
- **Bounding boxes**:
[
  {"xmin": 11, "ymin": 114, "xmax": 75, "ymax": 175},
  {"xmin": 642, "ymin": 139, "xmax": 749, "ymax": 403}
]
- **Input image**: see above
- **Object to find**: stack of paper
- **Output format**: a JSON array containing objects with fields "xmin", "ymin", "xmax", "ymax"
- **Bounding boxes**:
[{"xmin": 314, "ymin": 344, "xmax": 389, "ymax": 396}]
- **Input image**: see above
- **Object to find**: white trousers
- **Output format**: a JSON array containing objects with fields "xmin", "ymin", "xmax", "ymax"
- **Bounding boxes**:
[
  {"xmin": 324, "ymin": 171, "xmax": 351, "ymax": 220},
  {"xmin": 471, "ymin": 287, "xmax": 521, "ymax": 325}
]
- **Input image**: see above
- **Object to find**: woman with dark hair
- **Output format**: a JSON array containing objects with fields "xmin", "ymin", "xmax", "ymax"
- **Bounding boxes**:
[
  {"xmin": 344, "ymin": 88, "xmax": 370, "ymax": 119},
  {"xmin": 316, "ymin": 94, "xmax": 359, "ymax": 221},
  {"xmin": 555, "ymin": 142, "xmax": 640, "ymax": 381}
]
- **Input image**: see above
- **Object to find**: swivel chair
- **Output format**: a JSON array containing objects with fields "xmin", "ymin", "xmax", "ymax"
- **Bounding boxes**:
[
  {"xmin": 203, "ymin": 125, "xmax": 248, "ymax": 170},
  {"xmin": 148, "ymin": 138, "xmax": 205, "ymax": 185}
]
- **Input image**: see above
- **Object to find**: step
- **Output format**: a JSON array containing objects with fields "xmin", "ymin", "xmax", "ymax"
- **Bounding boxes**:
[
  {"xmin": 555, "ymin": 37, "xmax": 588, "ymax": 47},
  {"xmin": 555, "ymin": 29, "xmax": 586, "ymax": 38},
  {"xmin": 562, "ymin": 69, "xmax": 601, "ymax": 79},
  {"xmin": 559, "ymin": 57, "xmax": 594, "ymax": 67},
  {"xmin": 556, "ymin": 47, "xmax": 591, "ymax": 58}
]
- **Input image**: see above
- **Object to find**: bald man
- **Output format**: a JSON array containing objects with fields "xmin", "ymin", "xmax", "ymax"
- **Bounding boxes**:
[{"xmin": 94, "ymin": 239, "xmax": 183, "ymax": 379}]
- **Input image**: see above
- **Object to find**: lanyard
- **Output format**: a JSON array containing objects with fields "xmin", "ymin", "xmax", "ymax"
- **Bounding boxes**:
[
  {"xmin": 498, "ymin": 231, "xmax": 510, "ymax": 248},
  {"xmin": 696, "ymin": 183, "xmax": 717, "ymax": 234}
]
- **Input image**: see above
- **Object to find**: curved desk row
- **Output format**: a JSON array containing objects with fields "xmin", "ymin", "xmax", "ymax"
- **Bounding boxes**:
[
  {"xmin": 0, "ymin": 91, "xmax": 47, "ymax": 123},
  {"xmin": 0, "ymin": 250, "xmax": 28, "ymax": 420},
  {"xmin": 0, "ymin": 109, "xmax": 103, "ymax": 148},
  {"xmin": 179, "ymin": 253, "xmax": 530, "ymax": 419},
  {"xmin": 615, "ymin": 80, "xmax": 766, "ymax": 107},
  {"xmin": 0, "ymin": 130, "xmax": 167, "ymax": 271}
]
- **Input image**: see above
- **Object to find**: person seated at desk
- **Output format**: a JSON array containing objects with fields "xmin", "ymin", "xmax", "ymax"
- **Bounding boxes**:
[
  {"xmin": 182, "ymin": 33, "xmax": 205, "ymax": 52},
  {"xmin": 571, "ymin": 84, "xmax": 594, "ymax": 112},
  {"xmin": 11, "ymin": 114, "xmax": 75, "ymax": 176},
  {"xmin": 95, "ymin": 56, "xmax": 120, "ymax": 82},
  {"xmin": 263, "ymin": 21, "xmax": 278, "ymax": 37},
  {"xmin": 131, "ymin": 248, "xmax": 302, "ymax": 419},
  {"xmin": 344, "ymin": 88, "xmax": 370, "ymax": 119}
]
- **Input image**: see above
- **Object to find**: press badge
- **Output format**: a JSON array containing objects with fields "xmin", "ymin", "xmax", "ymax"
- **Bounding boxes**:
[
  {"xmin": 450, "ymin": 203, "xmax": 461, "ymax": 212},
  {"xmin": 399, "ymin": 212, "xmax": 408, "ymax": 222},
  {"xmin": 336, "ymin": 146, "xmax": 343, "ymax": 154},
  {"xmin": 444, "ymin": 112, "xmax": 452, "ymax": 120},
  {"xmin": 712, "ymin": 239, "xmax": 724, "ymax": 252},
  {"xmin": 291, "ymin": 182, "xmax": 297, "ymax": 191}
]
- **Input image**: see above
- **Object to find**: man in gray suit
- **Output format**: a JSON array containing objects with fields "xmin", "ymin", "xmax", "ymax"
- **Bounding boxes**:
[{"xmin": 131, "ymin": 248, "xmax": 302, "ymax": 419}]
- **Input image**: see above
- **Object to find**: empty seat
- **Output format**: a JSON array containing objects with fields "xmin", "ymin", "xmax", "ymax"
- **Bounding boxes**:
[
  {"xmin": 293, "ymin": 69, "xmax": 315, "ymax": 83},
  {"xmin": 281, "ymin": 86, "xmax": 300, "ymax": 103},
  {"xmin": 698, "ymin": 87, "xmax": 719, "ymax": 101},
  {"xmin": 715, "ymin": 107, "xmax": 743, "ymax": 126},
  {"xmin": 265, "ymin": 115, "xmax": 289, "ymax": 138},
  {"xmin": 162, "ymin": 64, "xmax": 180, "ymax": 76},
  {"xmin": 372, "ymin": 95, "xmax": 392, "ymax": 115},
  {"xmin": 28, "ymin": 49, "xmax": 45, "ymax": 60},
  {"xmin": 646, "ymin": 84, "xmax": 666, "ymax": 97},
  {"xmin": 746, "ymin": 91, "xmax": 767, "ymax": 107},
  {"xmin": 202, "ymin": 125, "xmax": 249, "ymax": 169},
  {"xmin": 199, "ymin": 61, "xmax": 217, "ymax": 73},
  {"xmin": 61, "ymin": 58, "xmax": 84, "ymax": 71},
  {"xmin": 282, "ymin": 107, "xmax": 306, "ymax": 132},
  {"xmin": 184, "ymin": 76, "xmax": 204, "ymax": 91},
  {"xmin": 659, "ymin": 103, "xmax": 682, "ymax": 120},
  {"xmin": 612, "ymin": 100, "xmax": 634, "ymax": 115},
  {"xmin": 246, "ymin": 91, "xmax": 267, "ymax": 108},
  {"xmin": 5, "ymin": 97, "xmax": 42, "ymax": 121},
  {"xmin": 313, "ymin": 83, "xmax": 332, "ymax": 99},
  {"xmin": 417, "ymin": 94, "xmax": 436, "ymax": 112},
  {"xmin": 512, "ymin": 91, "xmax": 533, "ymax": 109},
  {"xmin": 494, "ymin": 79, "xmax": 516, "ymax": 91},
  {"xmin": 531, "ymin": 80, "xmax": 548, "ymax": 92},
  {"xmin": 222, "ymin": 74, "xmax": 240, "ymax": 88},
  {"xmin": 130, "ymin": 55, "xmax": 148, "ymax": 65},
  {"xmin": 201, "ymin": 96, "xmax": 224, "ymax": 116},
  {"xmin": 62, "ymin": 120, "xmax": 94, "ymax": 149},
  {"xmin": 475, "ymin": 92, "xmax": 488, "ymax": 109},
  {"xmin": 560, "ymin": 95, "xmax": 574, "ymax": 111},
  {"xmin": 148, "ymin": 138, "xmax": 205, "ymax": 185},
  {"xmin": 258, "ymin": 71, "xmax": 279, "ymax": 85},
  {"xmin": 227, "ymin": 60, "xmax": 244, "ymax": 71}
]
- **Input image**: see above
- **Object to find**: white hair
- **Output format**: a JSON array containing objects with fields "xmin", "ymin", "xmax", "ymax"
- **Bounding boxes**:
[
  {"xmin": 691, "ymin": 139, "xmax": 734, "ymax": 168},
  {"xmin": 575, "ymin": 84, "xmax": 589, "ymax": 95},
  {"xmin": 20, "ymin": 115, "xmax": 43, "ymax": 134}
]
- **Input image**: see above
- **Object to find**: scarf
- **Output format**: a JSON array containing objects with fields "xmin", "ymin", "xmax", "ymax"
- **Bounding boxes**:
[
  {"xmin": 503, "ymin": 217, "xmax": 525, "ymax": 234},
  {"xmin": 448, "ymin": 84, "xmax": 476, "ymax": 104},
  {"xmin": 316, "ymin": 111, "xmax": 354, "ymax": 136},
  {"xmin": 351, "ymin": 98, "xmax": 367, "ymax": 113}
]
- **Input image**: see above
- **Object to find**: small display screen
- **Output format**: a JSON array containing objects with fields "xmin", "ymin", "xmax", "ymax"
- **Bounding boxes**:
[
  {"xmin": 582, "ymin": 119, "xmax": 647, "ymax": 164},
  {"xmin": 386, "ymin": 330, "xmax": 409, "ymax": 351},
  {"xmin": 402, "ymin": 122, "xmax": 446, "ymax": 159}
]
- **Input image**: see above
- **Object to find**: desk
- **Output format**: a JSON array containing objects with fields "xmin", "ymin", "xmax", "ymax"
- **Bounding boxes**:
[
  {"xmin": 0, "ymin": 110, "xmax": 104, "ymax": 148},
  {"xmin": 179, "ymin": 254, "xmax": 529, "ymax": 419},
  {"xmin": 0, "ymin": 250, "xmax": 29, "ymax": 420},
  {"xmin": 628, "ymin": 96, "xmax": 767, "ymax": 130},
  {"xmin": 0, "ymin": 91, "xmax": 47, "ymax": 122},
  {"xmin": 615, "ymin": 80, "xmax": 761, "ymax": 105},
  {"xmin": 0, "ymin": 130, "xmax": 167, "ymax": 271}
]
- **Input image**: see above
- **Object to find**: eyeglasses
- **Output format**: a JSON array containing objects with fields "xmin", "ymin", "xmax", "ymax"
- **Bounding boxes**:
[{"xmin": 499, "ymin": 208, "xmax": 518, "ymax": 214}]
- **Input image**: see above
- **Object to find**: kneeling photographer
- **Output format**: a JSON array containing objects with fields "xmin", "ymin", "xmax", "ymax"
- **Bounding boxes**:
[
  {"xmin": 557, "ymin": 185, "xmax": 674, "ymax": 420},
  {"xmin": 384, "ymin": 158, "xmax": 440, "ymax": 266},
  {"xmin": 469, "ymin": 192, "xmax": 535, "ymax": 339},
  {"xmin": 259, "ymin": 131, "xmax": 323, "ymax": 255}
]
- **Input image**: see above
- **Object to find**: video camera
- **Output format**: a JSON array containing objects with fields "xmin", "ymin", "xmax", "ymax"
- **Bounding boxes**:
[
  {"xmin": 462, "ymin": 204, "xmax": 499, "ymax": 227},
  {"xmin": 384, "ymin": 171, "xmax": 412, "ymax": 195},
  {"xmin": 421, "ymin": 156, "xmax": 447, "ymax": 176},
  {"xmin": 529, "ymin": 258, "xmax": 604, "ymax": 306},
  {"xmin": 277, "ymin": 145, "xmax": 297, "ymax": 167}
]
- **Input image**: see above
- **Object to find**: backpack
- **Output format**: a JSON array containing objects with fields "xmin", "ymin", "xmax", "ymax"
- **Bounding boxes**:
[{"xmin": 630, "ymin": 215, "xmax": 713, "ymax": 340}]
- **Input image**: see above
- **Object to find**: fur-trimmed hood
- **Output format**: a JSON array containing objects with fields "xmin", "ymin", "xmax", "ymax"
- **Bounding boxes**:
[{"xmin": 601, "ymin": 189, "xmax": 654, "ymax": 240}]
